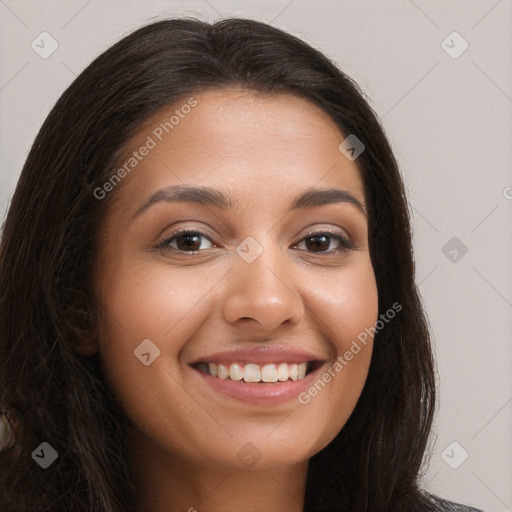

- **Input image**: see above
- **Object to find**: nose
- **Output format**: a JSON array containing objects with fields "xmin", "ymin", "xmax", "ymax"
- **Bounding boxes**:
[{"xmin": 222, "ymin": 244, "xmax": 305, "ymax": 331}]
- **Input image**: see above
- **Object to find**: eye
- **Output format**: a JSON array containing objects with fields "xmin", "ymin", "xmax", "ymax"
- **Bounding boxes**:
[
  {"xmin": 154, "ymin": 228, "xmax": 354, "ymax": 254},
  {"xmin": 294, "ymin": 230, "xmax": 355, "ymax": 253},
  {"xmin": 154, "ymin": 229, "xmax": 214, "ymax": 253}
]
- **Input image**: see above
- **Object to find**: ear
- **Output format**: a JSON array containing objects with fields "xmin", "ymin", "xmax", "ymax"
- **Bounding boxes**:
[{"xmin": 72, "ymin": 301, "xmax": 102, "ymax": 357}]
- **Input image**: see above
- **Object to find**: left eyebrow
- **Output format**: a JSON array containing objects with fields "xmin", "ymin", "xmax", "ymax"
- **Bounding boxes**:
[
  {"xmin": 131, "ymin": 184, "xmax": 366, "ymax": 219},
  {"xmin": 289, "ymin": 187, "xmax": 366, "ymax": 217}
]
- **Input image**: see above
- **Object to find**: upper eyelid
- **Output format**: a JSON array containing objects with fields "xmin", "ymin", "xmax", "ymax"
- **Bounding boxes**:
[{"xmin": 300, "ymin": 226, "xmax": 350, "ymax": 239}]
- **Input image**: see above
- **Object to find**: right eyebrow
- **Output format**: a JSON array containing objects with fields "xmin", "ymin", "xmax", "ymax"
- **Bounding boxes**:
[{"xmin": 132, "ymin": 185, "xmax": 233, "ymax": 219}]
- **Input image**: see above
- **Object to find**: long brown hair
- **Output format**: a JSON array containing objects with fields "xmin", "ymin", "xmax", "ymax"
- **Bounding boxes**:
[{"xmin": 1, "ymin": 17, "xmax": 445, "ymax": 511}]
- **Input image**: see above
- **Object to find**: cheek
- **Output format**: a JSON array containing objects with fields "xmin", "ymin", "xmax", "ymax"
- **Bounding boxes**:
[
  {"xmin": 96, "ymin": 258, "xmax": 225, "ymax": 379},
  {"xmin": 95, "ymin": 259, "xmax": 231, "ymax": 457},
  {"xmin": 306, "ymin": 256, "xmax": 379, "ymax": 351},
  {"xmin": 95, "ymin": 253, "xmax": 244, "ymax": 407},
  {"xmin": 292, "ymin": 257, "xmax": 379, "ymax": 449}
]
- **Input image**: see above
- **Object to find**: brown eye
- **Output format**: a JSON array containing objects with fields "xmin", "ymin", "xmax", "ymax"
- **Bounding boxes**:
[
  {"xmin": 305, "ymin": 234, "xmax": 330, "ymax": 252},
  {"xmin": 295, "ymin": 231, "xmax": 354, "ymax": 253},
  {"xmin": 154, "ymin": 230, "xmax": 214, "ymax": 252}
]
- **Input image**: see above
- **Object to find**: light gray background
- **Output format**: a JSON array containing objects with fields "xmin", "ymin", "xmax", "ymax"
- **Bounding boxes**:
[{"xmin": 0, "ymin": 1, "xmax": 511, "ymax": 510}]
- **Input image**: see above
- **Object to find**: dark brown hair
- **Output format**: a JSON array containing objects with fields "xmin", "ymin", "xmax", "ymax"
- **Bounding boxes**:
[{"xmin": 0, "ymin": 17, "xmax": 462, "ymax": 512}]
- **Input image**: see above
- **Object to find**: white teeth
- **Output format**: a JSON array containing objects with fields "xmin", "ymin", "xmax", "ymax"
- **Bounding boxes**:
[
  {"xmin": 198, "ymin": 361, "xmax": 312, "ymax": 382},
  {"xmin": 243, "ymin": 363, "xmax": 261, "ymax": 382},
  {"xmin": 229, "ymin": 363, "xmax": 244, "ymax": 381},
  {"xmin": 208, "ymin": 362, "xmax": 218, "ymax": 378},
  {"xmin": 261, "ymin": 364, "xmax": 278, "ymax": 382},
  {"xmin": 217, "ymin": 364, "xmax": 229, "ymax": 379},
  {"xmin": 277, "ymin": 362, "xmax": 289, "ymax": 382}
]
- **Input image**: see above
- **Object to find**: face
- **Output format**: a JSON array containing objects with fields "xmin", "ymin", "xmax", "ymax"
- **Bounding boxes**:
[{"xmin": 89, "ymin": 88, "xmax": 379, "ymax": 473}]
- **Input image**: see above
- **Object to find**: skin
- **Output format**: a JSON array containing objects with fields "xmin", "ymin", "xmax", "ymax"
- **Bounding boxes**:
[{"xmin": 83, "ymin": 88, "xmax": 379, "ymax": 512}]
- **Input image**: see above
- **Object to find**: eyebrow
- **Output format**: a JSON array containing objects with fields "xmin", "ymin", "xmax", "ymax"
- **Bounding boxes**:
[{"xmin": 132, "ymin": 184, "xmax": 366, "ymax": 219}]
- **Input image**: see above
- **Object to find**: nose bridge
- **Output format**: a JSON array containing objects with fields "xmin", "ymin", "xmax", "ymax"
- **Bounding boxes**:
[{"xmin": 222, "ymin": 235, "xmax": 304, "ymax": 330}]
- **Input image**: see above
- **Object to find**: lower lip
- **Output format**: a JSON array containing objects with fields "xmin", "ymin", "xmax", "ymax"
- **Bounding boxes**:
[{"xmin": 190, "ymin": 363, "xmax": 326, "ymax": 405}]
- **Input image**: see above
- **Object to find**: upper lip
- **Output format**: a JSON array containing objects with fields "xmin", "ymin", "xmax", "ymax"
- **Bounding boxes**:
[{"xmin": 191, "ymin": 346, "xmax": 326, "ymax": 365}]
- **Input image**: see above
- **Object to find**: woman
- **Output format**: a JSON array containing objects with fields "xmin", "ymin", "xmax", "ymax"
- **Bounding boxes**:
[{"xmin": 0, "ymin": 17, "xmax": 483, "ymax": 512}]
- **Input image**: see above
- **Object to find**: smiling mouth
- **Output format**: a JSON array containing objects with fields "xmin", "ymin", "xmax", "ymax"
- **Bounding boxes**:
[{"xmin": 191, "ymin": 361, "xmax": 323, "ymax": 383}]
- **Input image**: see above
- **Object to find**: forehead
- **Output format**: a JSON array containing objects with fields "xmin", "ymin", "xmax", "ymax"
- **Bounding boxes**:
[{"xmin": 108, "ymin": 87, "xmax": 365, "ymax": 218}]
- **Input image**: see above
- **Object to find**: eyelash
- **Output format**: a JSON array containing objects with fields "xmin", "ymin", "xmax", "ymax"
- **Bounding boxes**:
[{"xmin": 153, "ymin": 228, "xmax": 355, "ymax": 254}]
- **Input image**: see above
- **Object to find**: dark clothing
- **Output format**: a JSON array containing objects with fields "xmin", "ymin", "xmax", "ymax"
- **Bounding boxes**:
[
  {"xmin": 430, "ymin": 496, "xmax": 484, "ymax": 512},
  {"xmin": 443, "ymin": 501, "xmax": 484, "ymax": 512}
]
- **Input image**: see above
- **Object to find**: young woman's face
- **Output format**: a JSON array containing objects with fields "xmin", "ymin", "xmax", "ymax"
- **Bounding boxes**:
[{"xmin": 91, "ymin": 88, "xmax": 378, "ymax": 471}]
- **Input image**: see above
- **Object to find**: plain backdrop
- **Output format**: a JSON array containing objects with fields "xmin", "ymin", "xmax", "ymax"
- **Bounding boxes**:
[{"xmin": 0, "ymin": 1, "xmax": 511, "ymax": 511}]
